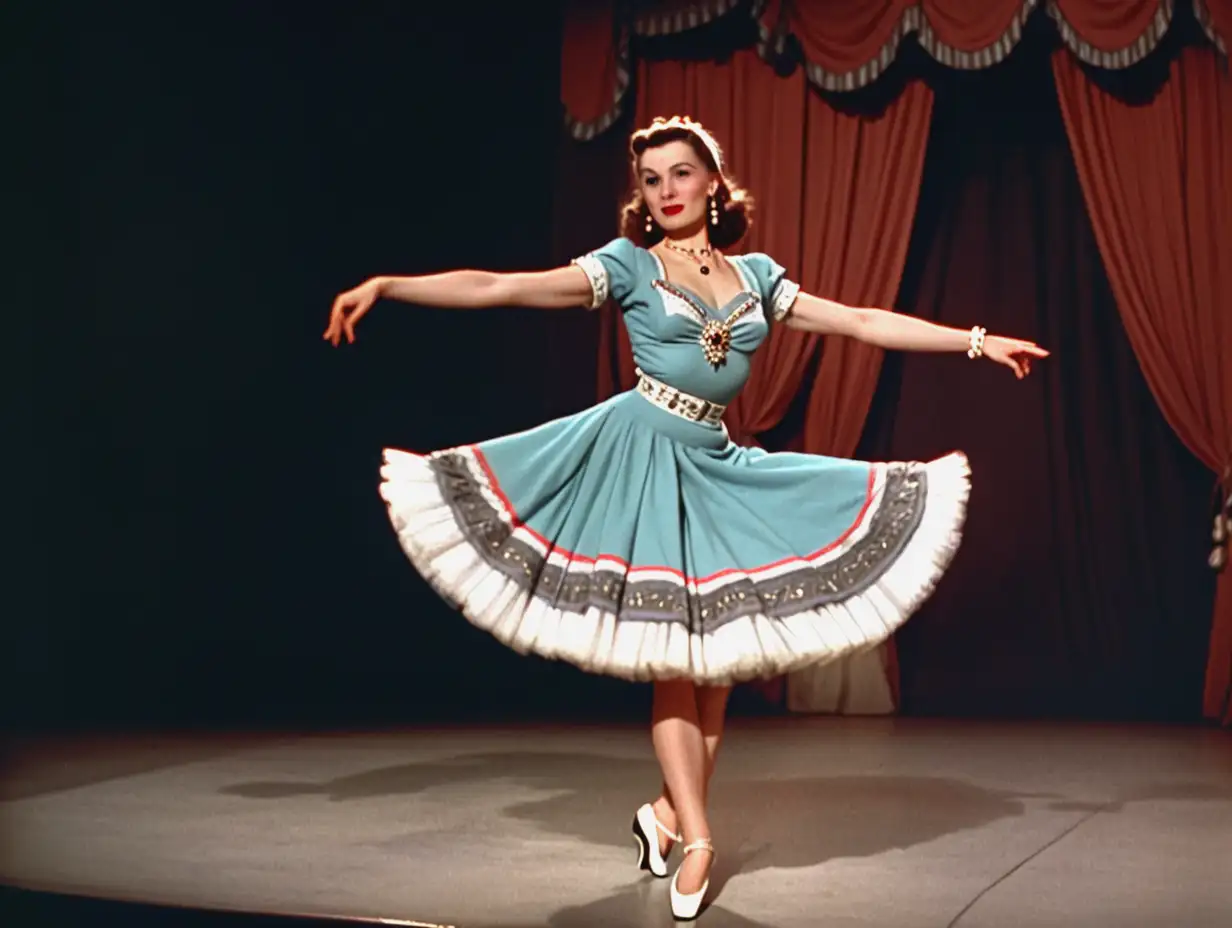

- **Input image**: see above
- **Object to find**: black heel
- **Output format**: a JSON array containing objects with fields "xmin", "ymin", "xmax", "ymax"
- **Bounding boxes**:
[
  {"xmin": 632, "ymin": 815, "xmax": 652, "ymax": 872},
  {"xmin": 631, "ymin": 803, "xmax": 679, "ymax": 878}
]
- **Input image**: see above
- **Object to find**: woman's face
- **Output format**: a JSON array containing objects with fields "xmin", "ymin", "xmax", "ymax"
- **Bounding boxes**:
[{"xmin": 638, "ymin": 140, "xmax": 717, "ymax": 234}]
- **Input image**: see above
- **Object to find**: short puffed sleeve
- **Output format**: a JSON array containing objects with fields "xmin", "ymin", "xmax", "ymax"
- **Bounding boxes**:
[
  {"xmin": 740, "ymin": 252, "xmax": 800, "ymax": 322},
  {"xmin": 570, "ymin": 236, "xmax": 639, "ymax": 310}
]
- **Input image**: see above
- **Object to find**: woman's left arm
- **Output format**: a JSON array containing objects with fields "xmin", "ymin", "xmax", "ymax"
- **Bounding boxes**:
[{"xmin": 782, "ymin": 291, "xmax": 1050, "ymax": 379}]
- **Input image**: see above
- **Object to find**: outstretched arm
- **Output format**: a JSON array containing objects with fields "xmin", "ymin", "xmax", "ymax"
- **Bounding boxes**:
[
  {"xmin": 783, "ymin": 291, "xmax": 1049, "ymax": 379},
  {"xmin": 324, "ymin": 264, "xmax": 594, "ymax": 346}
]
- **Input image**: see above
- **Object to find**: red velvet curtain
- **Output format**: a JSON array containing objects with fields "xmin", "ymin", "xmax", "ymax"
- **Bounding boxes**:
[
  {"xmin": 1195, "ymin": 0, "xmax": 1232, "ymax": 50},
  {"xmin": 560, "ymin": 0, "xmax": 1231, "ymax": 720},
  {"xmin": 561, "ymin": 1, "xmax": 1203, "ymax": 120},
  {"xmin": 1053, "ymin": 43, "xmax": 1232, "ymax": 724},
  {"xmin": 856, "ymin": 45, "xmax": 1216, "ymax": 720},
  {"xmin": 763, "ymin": 0, "xmax": 1032, "ymax": 82},
  {"xmin": 560, "ymin": 0, "xmax": 626, "ymax": 139}
]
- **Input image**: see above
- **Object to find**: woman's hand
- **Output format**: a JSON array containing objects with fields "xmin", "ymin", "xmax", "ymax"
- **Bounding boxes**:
[
  {"xmin": 982, "ymin": 335, "xmax": 1050, "ymax": 379},
  {"xmin": 323, "ymin": 277, "xmax": 385, "ymax": 347}
]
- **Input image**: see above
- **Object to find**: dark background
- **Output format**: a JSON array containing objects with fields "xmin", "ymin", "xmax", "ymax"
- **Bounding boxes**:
[{"xmin": 11, "ymin": 2, "xmax": 1216, "ymax": 734}]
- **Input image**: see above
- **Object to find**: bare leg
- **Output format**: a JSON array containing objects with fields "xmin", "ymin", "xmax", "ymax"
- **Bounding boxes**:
[
  {"xmin": 654, "ymin": 682, "xmax": 731, "ymax": 834},
  {"xmin": 651, "ymin": 680, "xmax": 728, "ymax": 894},
  {"xmin": 696, "ymin": 683, "xmax": 733, "ymax": 800},
  {"xmin": 652, "ymin": 683, "xmax": 732, "ymax": 850}
]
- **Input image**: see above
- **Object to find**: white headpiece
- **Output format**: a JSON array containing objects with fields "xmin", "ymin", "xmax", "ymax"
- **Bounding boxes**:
[{"xmin": 641, "ymin": 115, "xmax": 725, "ymax": 172}]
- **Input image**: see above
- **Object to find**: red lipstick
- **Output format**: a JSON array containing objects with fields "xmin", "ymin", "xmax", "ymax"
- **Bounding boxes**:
[{"xmin": 662, "ymin": 205, "xmax": 684, "ymax": 216}]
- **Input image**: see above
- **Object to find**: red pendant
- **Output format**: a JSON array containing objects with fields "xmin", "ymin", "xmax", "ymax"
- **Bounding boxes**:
[{"xmin": 699, "ymin": 320, "xmax": 732, "ymax": 366}]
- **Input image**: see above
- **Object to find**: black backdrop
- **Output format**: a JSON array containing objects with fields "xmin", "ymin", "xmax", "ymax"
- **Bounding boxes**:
[
  {"xmin": 12, "ymin": 2, "xmax": 1216, "ymax": 733},
  {"xmin": 16, "ymin": 2, "xmax": 605, "ymax": 732}
]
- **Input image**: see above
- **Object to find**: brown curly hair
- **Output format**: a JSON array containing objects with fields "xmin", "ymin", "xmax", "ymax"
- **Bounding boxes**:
[{"xmin": 618, "ymin": 116, "xmax": 754, "ymax": 250}]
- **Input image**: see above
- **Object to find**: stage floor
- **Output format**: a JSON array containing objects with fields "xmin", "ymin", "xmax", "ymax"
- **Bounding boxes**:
[{"xmin": 2, "ymin": 717, "xmax": 1230, "ymax": 927}]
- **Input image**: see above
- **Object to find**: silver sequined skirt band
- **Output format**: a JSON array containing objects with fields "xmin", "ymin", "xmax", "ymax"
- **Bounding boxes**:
[{"xmin": 425, "ymin": 450, "xmax": 929, "ymax": 633}]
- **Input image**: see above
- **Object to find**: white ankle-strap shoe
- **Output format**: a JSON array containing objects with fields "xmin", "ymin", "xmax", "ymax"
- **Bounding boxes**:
[
  {"xmin": 631, "ymin": 803, "xmax": 681, "ymax": 878},
  {"xmin": 670, "ymin": 837, "xmax": 715, "ymax": 920}
]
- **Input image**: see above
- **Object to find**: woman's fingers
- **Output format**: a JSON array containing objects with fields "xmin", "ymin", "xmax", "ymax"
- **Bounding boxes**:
[
  {"xmin": 325, "ymin": 292, "xmax": 359, "ymax": 346},
  {"xmin": 342, "ymin": 294, "xmax": 374, "ymax": 343},
  {"xmin": 324, "ymin": 296, "xmax": 348, "ymax": 344}
]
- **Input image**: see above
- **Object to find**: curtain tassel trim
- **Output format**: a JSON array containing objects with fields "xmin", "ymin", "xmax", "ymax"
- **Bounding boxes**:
[
  {"xmin": 1194, "ymin": 0, "xmax": 1229, "ymax": 57},
  {"xmin": 564, "ymin": 0, "xmax": 1227, "ymax": 138}
]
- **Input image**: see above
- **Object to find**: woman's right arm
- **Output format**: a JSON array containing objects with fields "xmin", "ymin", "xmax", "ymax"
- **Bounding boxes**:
[
  {"xmin": 324, "ymin": 264, "xmax": 595, "ymax": 346},
  {"xmin": 381, "ymin": 265, "xmax": 594, "ymax": 310}
]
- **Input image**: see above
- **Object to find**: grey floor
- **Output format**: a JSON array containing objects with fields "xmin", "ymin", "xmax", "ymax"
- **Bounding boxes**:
[{"xmin": 1, "ymin": 717, "xmax": 1230, "ymax": 928}]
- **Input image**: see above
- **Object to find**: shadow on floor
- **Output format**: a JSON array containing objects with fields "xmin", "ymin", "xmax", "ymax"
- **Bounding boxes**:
[{"xmin": 220, "ymin": 749, "xmax": 1232, "ymax": 924}]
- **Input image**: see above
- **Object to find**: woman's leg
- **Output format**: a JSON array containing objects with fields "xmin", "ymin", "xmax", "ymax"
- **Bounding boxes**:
[
  {"xmin": 696, "ymin": 683, "xmax": 733, "ymax": 802},
  {"xmin": 652, "ymin": 683, "xmax": 732, "ymax": 849},
  {"xmin": 651, "ymin": 680, "xmax": 728, "ymax": 893}
]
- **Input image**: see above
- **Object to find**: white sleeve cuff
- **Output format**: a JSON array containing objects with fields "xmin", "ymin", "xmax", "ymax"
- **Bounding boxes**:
[
  {"xmin": 771, "ymin": 278, "xmax": 799, "ymax": 321},
  {"xmin": 571, "ymin": 253, "xmax": 609, "ymax": 310}
]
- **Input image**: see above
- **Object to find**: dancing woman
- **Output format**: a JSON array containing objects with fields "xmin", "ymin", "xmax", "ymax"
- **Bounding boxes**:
[{"xmin": 323, "ymin": 115, "xmax": 1047, "ymax": 920}]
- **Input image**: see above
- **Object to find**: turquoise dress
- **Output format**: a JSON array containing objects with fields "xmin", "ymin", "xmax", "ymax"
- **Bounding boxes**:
[{"xmin": 379, "ymin": 236, "xmax": 970, "ymax": 685}]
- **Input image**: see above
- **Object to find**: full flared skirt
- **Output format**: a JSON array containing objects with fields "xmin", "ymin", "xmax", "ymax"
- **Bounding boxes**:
[{"xmin": 378, "ymin": 390, "xmax": 970, "ymax": 685}]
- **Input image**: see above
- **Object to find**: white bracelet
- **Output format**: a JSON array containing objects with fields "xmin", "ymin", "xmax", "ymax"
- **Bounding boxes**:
[{"xmin": 967, "ymin": 325, "xmax": 987, "ymax": 359}]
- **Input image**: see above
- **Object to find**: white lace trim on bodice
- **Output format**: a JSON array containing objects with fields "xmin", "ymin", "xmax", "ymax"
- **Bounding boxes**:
[
  {"xmin": 650, "ymin": 253, "xmax": 766, "ymax": 330},
  {"xmin": 572, "ymin": 247, "xmax": 798, "ymax": 322}
]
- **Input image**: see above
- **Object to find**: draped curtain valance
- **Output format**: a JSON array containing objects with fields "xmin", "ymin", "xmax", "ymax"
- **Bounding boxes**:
[{"xmin": 562, "ymin": 0, "xmax": 1231, "ymax": 139}]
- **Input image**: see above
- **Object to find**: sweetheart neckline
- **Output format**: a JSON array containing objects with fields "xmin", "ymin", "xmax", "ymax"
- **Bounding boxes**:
[{"xmin": 646, "ymin": 250, "xmax": 757, "ymax": 317}]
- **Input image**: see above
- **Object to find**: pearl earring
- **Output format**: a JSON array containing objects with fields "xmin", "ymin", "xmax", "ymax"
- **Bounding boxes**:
[
  {"xmin": 645, "ymin": 211, "xmax": 653, "ymax": 233},
  {"xmin": 709, "ymin": 195, "xmax": 719, "ymax": 226}
]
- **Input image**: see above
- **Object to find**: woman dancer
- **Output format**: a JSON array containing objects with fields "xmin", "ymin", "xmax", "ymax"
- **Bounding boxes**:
[{"xmin": 323, "ymin": 115, "xmax": 1047, "ymax": 920}]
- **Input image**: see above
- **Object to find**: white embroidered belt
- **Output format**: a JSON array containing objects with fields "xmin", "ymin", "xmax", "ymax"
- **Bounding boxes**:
[{"xmin": 635, "ymin": 368, "xmax": 726, "ymax": 426}]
